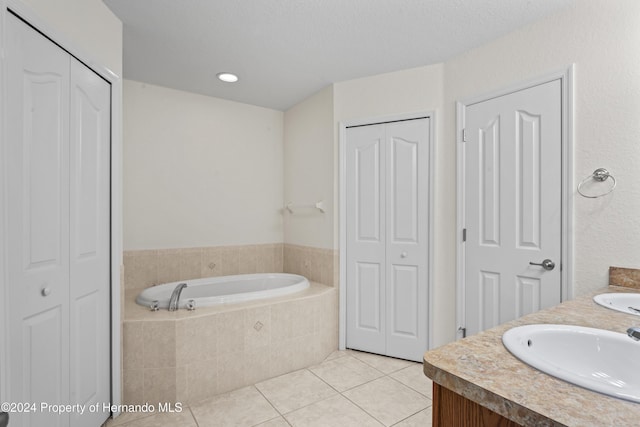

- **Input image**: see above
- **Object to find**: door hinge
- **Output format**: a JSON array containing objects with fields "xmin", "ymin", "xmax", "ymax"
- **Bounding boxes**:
[
  {"xmin": 462, "ymin": 228, "xmax": 467, "ymax": 242},
  {"xmin": 462, "ymin": 128, "xmax": 467, "ymax": 142},
  {"xmin": 458, "ymin": 326, "xmax": 467, "ymax": 338}
]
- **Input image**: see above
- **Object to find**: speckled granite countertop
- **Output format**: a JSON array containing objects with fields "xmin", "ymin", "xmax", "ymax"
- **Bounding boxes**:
[{"xmin": 423, "ymin": 286, "xmax": 640, "ymax": 426}]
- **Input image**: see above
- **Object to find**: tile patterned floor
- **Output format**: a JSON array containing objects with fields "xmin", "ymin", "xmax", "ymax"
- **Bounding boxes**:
[{"xmin": 106, "ymin": 350, "xmax": 433, "ymax": 427}]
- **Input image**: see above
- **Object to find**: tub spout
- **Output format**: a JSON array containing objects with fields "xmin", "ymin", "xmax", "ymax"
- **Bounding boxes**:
[{"xmin": 168, "ymin": 283, "xmax": 188, "ymax": 311}]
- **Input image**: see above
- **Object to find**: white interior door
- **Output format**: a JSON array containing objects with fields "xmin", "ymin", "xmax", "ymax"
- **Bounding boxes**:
[
  {"xmin": 346, "ymin": 118, "xmax": 429, "ymax": 362},
  {"xmin": 7, "ymin": 13, "xmax": 71, "ymax": 427},
  {"xmin": 6, "ymin": 12, "xmax": 111, "ymax": 427},
  {"xmin": 346, "ymin": 124, "xmax": 387, "ymax": 356},
  {"xmin": 69, "ymin": 57, "xmax": 111, "ymax": 427},
  {"xmin": 463, "ymin": 80, "xmax": 562, "ymax": 337}
]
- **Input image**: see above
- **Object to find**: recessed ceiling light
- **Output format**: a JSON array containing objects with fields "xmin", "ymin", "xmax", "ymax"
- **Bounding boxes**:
[{"xmin": 217, "ymin": 72, "xmax": 239, "ymax": 83}]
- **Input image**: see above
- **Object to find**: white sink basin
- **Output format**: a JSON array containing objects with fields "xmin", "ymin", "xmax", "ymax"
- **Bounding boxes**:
[
  {"xmin": 593, "ymin": 293, "xmax": 640, "ymax": 316},
  {"xmin": 502, "ymin": 324, "xmax": 640, "ymax": 403}
]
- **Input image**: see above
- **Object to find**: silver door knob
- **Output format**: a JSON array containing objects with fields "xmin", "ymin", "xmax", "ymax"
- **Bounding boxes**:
[
  {"xmin": 41, "ymin": 287, "xmax": 51, "ymax": 296},
  {"xmin": 529, "ymin": 259, "xmax": 555, "ymax": 271},
  {"xmin": 400, "ymin": 251, "xmax": 408, "ymax": 258}
]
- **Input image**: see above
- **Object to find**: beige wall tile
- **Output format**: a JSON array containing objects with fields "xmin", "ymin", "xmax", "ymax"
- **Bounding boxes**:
[
  {"xmin": 186, "ymin": 357, "xmax": 219, "ymax": 402},
  {"xmin": 283, "ymin": 244, "xmax": 338, "ymax": 286},
  {"xmin": 179, "ymin": 248, "xmax": 203, "ymax": 280},
  {"xmin": 244, "ymin": 346, "xmax": 272, "ymax": 386},
  {"xmin": 217, "ymin": 350, "xmax": 247, "ymax": 394},
  {"xmin": 293, "ymin": 334, "xmax": 322, "ymax": 371},
  {"xmin": 238, "ymin": 245, "xmax": 258, "ymax": 274},
  {"xmin": 175, "ymin": 366, "xmax": 188, "ymax": 403},
  {"xmin": 143, "ymin": 320, "xmax": 176, "ymax": 368},
  {"xmin": 271, "ymin": 301, "xmax": 294, "ymax": 342},
  {"xmin": 221, "ymin": 246, "xmax": 240, "ymax": 276},
  {"xmin": 269, "ymin": 339, "xmax": 296, "ymax": 379},
  {"xmin": 123, "ymin": 321, "xmax": 144, "ymax": 370},
  {"xmin": 201, "ymin": 246, "xmax": 222, "ymax": 277},
  {"xmin": 177, "ymin": 315, "xmax": 218, "ymax": 366},
  {"xmin": 319, "ymin": 251, "xmax": 332, "ymax": 286},
  {"xmin": 157, "ymin": 249, "xmax": 181, "ymax": 284},
  {"xmin": 124, "ymin": 250, "xmax": 158, "ymax": 290},
  {"xmin": 291, "ymin": 299, "xmax": 316, "ymax": 338},
  {"xmin": 143, "ymin": 367, "xmax": 177, "ymax": 404},
  {"xmin": 122, "ymin": 369, "xmax": 144, "ymax": 405},
  {"xmin": 217, "ymin": 310, "xmax": 245, "ymax": 354},
  {"xmin": 245, "ymin": 306, "xmax": 271, "ymax": 351},
  {"xmin": 255, "ymin": 244, "xmax": 274, "ymax": 273},
  {"xmin": 274, "ymin": 244, "xmax": 284, "ymax": 272}
]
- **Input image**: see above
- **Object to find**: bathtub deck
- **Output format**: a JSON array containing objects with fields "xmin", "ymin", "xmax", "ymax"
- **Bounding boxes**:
[{"xmin": 124, "ymin": 281, "xmax": 332, "ymax": 321}]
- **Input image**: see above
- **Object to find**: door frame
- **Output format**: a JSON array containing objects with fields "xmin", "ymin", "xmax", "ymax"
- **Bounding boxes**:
[
  {"xmin": 339, "ymin": 111, "xmax": 436, "ymax": 351},
  {"xmin": 455, "ymin": 67, "xmax": 574, "ymax": 339},
  {"xmin": 0, "ymin": 0, "xmax": 123, "ymax": 412}
]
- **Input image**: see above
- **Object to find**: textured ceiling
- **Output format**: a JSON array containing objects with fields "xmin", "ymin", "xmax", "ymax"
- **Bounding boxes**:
[{"xmin": 104, "ymin": 0, "xmax": 574, "ymax": 111}]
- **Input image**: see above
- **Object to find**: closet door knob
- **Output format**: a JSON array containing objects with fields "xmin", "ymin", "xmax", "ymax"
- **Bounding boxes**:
[
  {"xmin": 41, "ymin": 287, "xmax": 51, "ymax": 297},
  {"xmin": 401, "ymin": 251, "xmax": 408, "ymax": 258}
]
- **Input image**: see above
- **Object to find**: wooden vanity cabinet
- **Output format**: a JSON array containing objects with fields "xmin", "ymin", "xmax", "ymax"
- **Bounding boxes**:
[{"xmin": 432, "ymin": 383, "xmax": 522, "ymax": 427}]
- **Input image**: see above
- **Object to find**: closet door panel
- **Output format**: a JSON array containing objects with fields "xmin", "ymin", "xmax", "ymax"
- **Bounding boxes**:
[
  {"xmin": 69, "ymin": 58, "xmax": 111, "ymax": 427},
  {"xmin": 6, "ymin": 12, "xmax": 71, "ymax": 427},
  {"xmin": 346, "ymin": 124, "xmax": 387, "ymax": 354},
  {"xmin": 385, "ymin": 119, "xmax": 430, "ymax": 362}
]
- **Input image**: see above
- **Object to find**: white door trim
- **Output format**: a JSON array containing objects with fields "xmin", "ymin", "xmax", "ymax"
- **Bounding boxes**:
[
  {"xmin": 339, "ymin": 111, "xmax": 436, "ymax": 351},
  {"xmin": 0, "ymin": 0, "xmax": 123, "ymax": 412},
  {"xmin": 455, "ymin": 66, "xmax": 574, "ymax": 339}
]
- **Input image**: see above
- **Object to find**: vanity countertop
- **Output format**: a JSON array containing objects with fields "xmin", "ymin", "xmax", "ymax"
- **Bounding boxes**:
[{"xmin": 423, "ymin": 286, "xmax": 640, "ymax": 426}]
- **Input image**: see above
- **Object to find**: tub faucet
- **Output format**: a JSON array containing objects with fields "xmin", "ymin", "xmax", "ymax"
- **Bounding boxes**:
[
  {"xmin": 627, "ymin": 327, "xmax": 640, "ymax": 341},
  {"xmin": 168, "ymin": 283, "xmax": 188, "ymax": 311}
]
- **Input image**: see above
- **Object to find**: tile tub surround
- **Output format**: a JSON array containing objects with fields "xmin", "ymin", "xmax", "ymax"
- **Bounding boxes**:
[
  {"xmin": 123, "ymin": 244, "xmax": 285, "ymax": 290},
  {"xmin": 122, "ymin": 282, "xmax": 338, "ymax": 405},
  {"xmin": 423, "ymin": 286, "xmax": 640, "ymax": 427},
  {"xmin": 283, "ymin": 244, "xmax": 338, "ymax": 287},
  {"xmin": 123, "ymin": 243, "xmax": 339, "ymax": 290}
]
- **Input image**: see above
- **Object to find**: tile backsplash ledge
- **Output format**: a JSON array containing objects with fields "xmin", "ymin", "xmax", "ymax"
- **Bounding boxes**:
[
  {"xmin": 609, "ymin": 266, "xmax": 640, "ymax": 289},
  {"xmin": 124, "ymin": 243, "xmax": 338, "ymax": 290}
]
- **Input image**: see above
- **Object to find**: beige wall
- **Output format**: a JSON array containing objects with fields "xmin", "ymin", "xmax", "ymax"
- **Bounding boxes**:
[
  {"xmin": 283, "ymin": 86, "xmax": 335, "ymax": 249},
  {"xmin": 435, "ymin": 0, "xmax": 640, "ymax": 343},
  {"xmin": 334, "ymin": 64, "xmax": 445, "ymax": 124},
  {"xmin": 20, "ymin": 0, "xmax": 122, "ymax": 76},
  {"xmin": 123, "ymin": 80, "xmax": 284, "ymax": 250}
]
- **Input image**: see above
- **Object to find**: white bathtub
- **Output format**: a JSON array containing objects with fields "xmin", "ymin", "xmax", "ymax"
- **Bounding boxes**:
[{"xmin": 135, "ymin": 273, "xmax": 310, "ymax": 310}]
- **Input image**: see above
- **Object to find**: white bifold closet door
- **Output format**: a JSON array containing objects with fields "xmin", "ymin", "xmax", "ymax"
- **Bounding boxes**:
[
  {"xmin": 6, "ymin": 12, "xmax": 111, "ymax": 427},
  {"xmin": 345, "ymin": 118, "xmax": 429, "ymax": 362}
]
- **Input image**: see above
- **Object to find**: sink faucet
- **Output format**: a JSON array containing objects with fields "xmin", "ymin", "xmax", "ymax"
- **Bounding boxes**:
[
  {"xmin": 627, "ymin": 327, "xmax": 640, "ymax": 341},
  {"xmin": 168, "ymin": 283, "xmax": 188, "ymax": 311}
]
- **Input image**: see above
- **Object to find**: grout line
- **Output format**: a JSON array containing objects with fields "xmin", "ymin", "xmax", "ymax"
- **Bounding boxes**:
[
  {"xmin": 386, "ymin": 374, "xmax": 433, "ymax": 401},
  {"xmin": 339, "ymin": 392, "xmax": 386, "ymax": 426},
  {"xmin": 388, "ymin": 406, "xmax": 431, "ymax": 427},
  {"xmin": 308, "ymin": 355, "xmax": 393, "ymax": 426},
  {"xmin": 253, "ymin": 384, "xmax": 288, "ymax": 424},
  {"xmin": 187, "ymin": 406, "xmax": 201, "ymax": 427}
]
